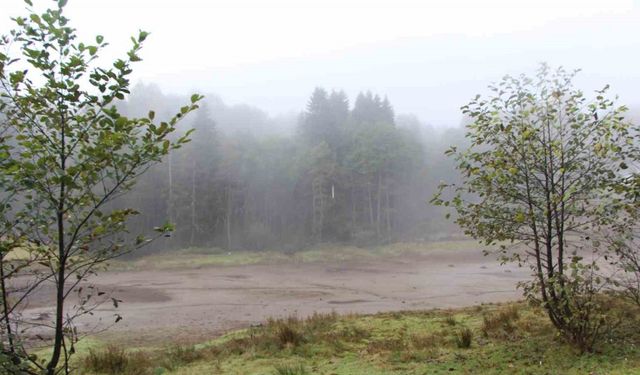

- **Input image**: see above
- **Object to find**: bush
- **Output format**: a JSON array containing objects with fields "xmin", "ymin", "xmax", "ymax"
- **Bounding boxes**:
[{"xmin": 0, "ymin": 349, "xmax": 30, "ymax": 375}]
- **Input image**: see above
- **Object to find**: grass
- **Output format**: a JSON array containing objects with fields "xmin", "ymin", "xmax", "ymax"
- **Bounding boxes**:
[
  {"xmin": 273, "ymin": 363, "xmax": 309, "ymax": 375},
  {"xmin": 75, "ymin": 298, "xmax": 640, "ymax": 375},
  {"xmin": 108, "ymin": 240, "xmax": 480, "ymax": 271},
  {"xmin": 454, "ymin": 327, "xmax": 473, "ymax": 349},
  {"xmin": 83, "ymin": 345, "xmax": 152, "ymax": 374}
]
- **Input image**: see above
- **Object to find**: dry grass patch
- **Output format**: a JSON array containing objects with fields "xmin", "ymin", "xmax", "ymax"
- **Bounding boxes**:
[{"xmin": 82, "ymin": 345, "xmax": 152, "ymax": 375}]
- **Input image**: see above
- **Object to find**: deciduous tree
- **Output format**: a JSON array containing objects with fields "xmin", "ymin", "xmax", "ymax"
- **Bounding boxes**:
[
  {"xmin": 0, "ymin": 1, "xmax": 201, "ymax": 373},
  {"xmin": 433, "ymin": 65, "xmax": 637, "ymax": 352}
]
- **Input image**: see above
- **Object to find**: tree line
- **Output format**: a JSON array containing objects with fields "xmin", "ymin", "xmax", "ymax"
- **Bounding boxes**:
[{"xmin": 116, "ymin": 85, "xmax": 465, "ymax": 253}]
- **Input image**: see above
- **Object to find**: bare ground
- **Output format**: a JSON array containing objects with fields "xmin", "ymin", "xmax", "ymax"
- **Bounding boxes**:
[{"xmin": 21, "ymin": 247, "xmax": 528, "ymax": 345}]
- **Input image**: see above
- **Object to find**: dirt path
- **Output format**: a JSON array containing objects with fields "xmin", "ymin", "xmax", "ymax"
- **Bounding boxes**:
[{"xmin": 22, "ymin": 247, "xmax": 529, "ymax": 345}]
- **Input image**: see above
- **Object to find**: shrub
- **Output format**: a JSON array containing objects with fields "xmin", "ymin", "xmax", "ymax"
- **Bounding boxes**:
[{"xmin": 0, "ymin": 349, "xmax": 30, "ymax": 375}]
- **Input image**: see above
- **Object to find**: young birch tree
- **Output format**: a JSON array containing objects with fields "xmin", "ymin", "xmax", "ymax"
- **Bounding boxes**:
[
  {"xmin": 0, "ymin": 1, "xmax": 202, "ymax": 373},
  {"xmin": 432, "ymin": 65, "xmax": 637, "ymax": 352}
]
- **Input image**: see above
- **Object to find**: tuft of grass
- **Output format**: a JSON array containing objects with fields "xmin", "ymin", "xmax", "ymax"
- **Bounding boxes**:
[
  {"xmin": 481, "ymin": 304, "xmax": 521, "ymax": 339},
  {"xmin": 410, "ymin": 332, "xmax": 443, "ymax": 349},
  {"xmin": 443, "ymin": 313, "xmax": 457, "ymax": 326},
  {"xmin": 304, "ymin": 311, "xmax": 339, "ymax": 331},
  {"xmin": 273, "ymin": 363, "xmax": 308, "ymax": 375},
  {"xmin": 82, "ymin": 345, "xmax": 151, "ymax": 375},
  {"xmin": 276, "ymin": 323, "xmax": 305, "ymax": 348},
  {"xmin": 159, "ymin": 344, "xmax": 202, "ymax": 370},
  {"xmin": 454, "ymin": 327, "xmax": 473, "ymax": 348}
]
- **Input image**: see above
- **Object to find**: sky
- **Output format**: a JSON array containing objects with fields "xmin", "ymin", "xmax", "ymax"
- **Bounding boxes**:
[{"xmin": 1, "ymin": 0, "xmax": 639, "ymax": 127}]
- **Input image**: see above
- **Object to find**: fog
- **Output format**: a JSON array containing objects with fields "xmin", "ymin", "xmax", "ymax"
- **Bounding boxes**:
[
  {"xmin": 2, "ymin": 2, "xmax": 640, "ymax": 372},
  {"xmin": 2, "ymin": 0, "xmax": 639, "ymax": 126}
]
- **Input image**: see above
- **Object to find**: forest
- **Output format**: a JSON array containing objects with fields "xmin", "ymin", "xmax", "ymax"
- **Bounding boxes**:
[{"xmin": 117, "ymin": 84, "xmax": 465, "ymax": 253}]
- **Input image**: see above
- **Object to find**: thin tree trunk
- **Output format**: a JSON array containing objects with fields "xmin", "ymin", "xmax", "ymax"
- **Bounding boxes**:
[
  {"xmin": 0, "ymin": 255, "xmax": 14, "ymax": 354},
  {"xmin": 167, "ymin": 152, "xmax": 174, "ymax": 225},
  {"xmin": 367, "ymin": 183, "xmax": 374, "ymax": 227},
  {"xmin": 385, "ymin": 186, "xmax": 391, "ymax": 235},
  {"xmin": 226, "ymin": 187, "xmax": 232, "ymax": 250},
  {"xmin": 312, "ymin": 176, "xmax": 324, "ymax": 242},
  {"xmin": 48, "ymin": 117, "xmax": 67, "ymax": 375},
  {"xmin": 312, "ymin": 180, "xmax": 317, "ymax": 239},
  {"xmin": 190, "ymin": 159, "xmax": 196, "ymax": 246},
  {"xmin": 350, "ymin": 184, "xmax": 356, "ymax": 230},
  {"xmin": 376, "ymin": 172, "xmax": 382, "ymax": 237}
]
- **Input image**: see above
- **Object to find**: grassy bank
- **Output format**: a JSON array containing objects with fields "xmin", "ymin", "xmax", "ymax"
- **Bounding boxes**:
[
  {"xmin": 76, "ymin": 299, "xmax": 640, "ymax": 375},
  {"xmin": 108, "ymin": 240, "xmax": 480, "ymax": 271}
]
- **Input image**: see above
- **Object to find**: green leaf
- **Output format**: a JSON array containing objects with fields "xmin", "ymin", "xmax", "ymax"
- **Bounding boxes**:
[
  {"xmin": 115, "ymin": 116, "xmax": 127, "ymax": 129},
  {"xmin": 138, "ymin": 30, "xmax": 149, "ymax": 42}
]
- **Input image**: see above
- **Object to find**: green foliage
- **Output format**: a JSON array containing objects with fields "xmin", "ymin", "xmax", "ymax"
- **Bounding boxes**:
[
  {"xmin": 0, "ymin": 348, "xmax": 30, "ymax": 375},
  {"xmin": 0, "ymin": 1, "xmax": 201, "ymax": 373},
  {"xmin": 433, "ymin": 64, "xmax": 639, "ymax": 352}
]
